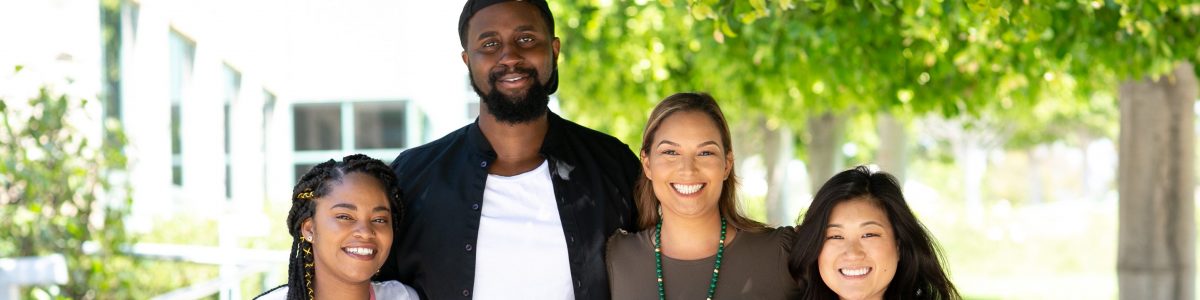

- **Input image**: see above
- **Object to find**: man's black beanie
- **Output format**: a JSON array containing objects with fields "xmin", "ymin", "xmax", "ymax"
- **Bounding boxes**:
[{"xmin": 459, "ymin": 0, "xmax": 558, "ymax": 94}]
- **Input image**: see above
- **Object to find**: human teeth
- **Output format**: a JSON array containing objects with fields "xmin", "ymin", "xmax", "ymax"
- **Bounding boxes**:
[
  {"xmin": 345, "ymin": 247, "xmax": 374, "ymax": 256},
  {"xmin": 840, "ymin": 267, "xmax": 870, "ymax": 276},
  {"xmin": 503, "ymin": 76, "xmax": 524, "ymax": 82},
  {"xmin": 672, "ymin": 183, "xmax": 703, "ymax": 195}
]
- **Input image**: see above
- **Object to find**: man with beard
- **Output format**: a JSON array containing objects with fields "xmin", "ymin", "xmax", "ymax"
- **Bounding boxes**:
[{"xmin": 376, "ymin": 1, "xmax": 640, "ymax": 299}]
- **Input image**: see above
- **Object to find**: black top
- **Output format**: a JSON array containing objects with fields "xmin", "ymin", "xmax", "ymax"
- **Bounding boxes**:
[{"xmin": 378, "ymin": 112, "xmax": 641, "ymax": 300}]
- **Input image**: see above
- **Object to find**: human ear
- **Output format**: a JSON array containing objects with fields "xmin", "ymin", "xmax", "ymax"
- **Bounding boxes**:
[
  {"xmin": 641, "ymin": 151, "xmax": 652, "ymax": 180},
  {"xmin": 551, "ymin": 37, "xmax": 561, "ymax": 62},
  {"xmin": 724, "ymin": 151, "xmax": 734, "ymax": 180},
  {"xmin": 301, "ymin": 218, "xmax": 315, "ymax": 241}
]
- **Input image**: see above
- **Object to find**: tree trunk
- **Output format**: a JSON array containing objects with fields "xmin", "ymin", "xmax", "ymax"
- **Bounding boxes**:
[
  {"xmin": 806, "ymin": 112, "xmax": 845, "ymax": 196},
  {"xmin": 763, "ymin": 123, "xmax": 793, "ymax": 226},
  {"xmin": 956, "ymin": 140, "xmax": 987, "ymax": 228},
  {"xmin": 1027, "ymin": 146, "xmax": 1046, "ymax": 205},
  {"xmin": 1117, "ymin": 62, "xmax": 1197, "ymax": 300},
  {"xmin": 875, "ymin": 113, "xmax": 907, "ymax": 183}
]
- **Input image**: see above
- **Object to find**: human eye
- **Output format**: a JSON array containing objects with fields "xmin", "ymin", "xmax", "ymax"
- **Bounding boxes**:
[
  {"xmin": 517, "ymin": 36, "xmax": 534, "ymax": 44},
  {"xmin": 825, "ymin": 234, "xmax": 843, "ymax": 240},
  {"xmin": 482, "ymin": 40, "xmax": 499, "ymax": 49},
  {"xmin": 698, "ymin": 150, "xmax": 716, "ymax": 156},
  {"xmin": 336, "ymin": 214, "xmax": 353, "ymax": 221},
  {"xmin": 372, "ymin": 217, "xmax": 389, "ymax": 224},
  {"xmin": 660, "ymin": 149, "xmax": 678, "ymax": 156},
  {"xmin": 863, "ymin": 232, "xmax": 881, "ymax": 238}
]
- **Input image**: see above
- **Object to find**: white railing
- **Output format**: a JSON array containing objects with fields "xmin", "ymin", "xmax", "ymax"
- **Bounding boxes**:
[
  {"xmin": 0, "ymin": 254, "xmax": 69, "ymax": 300},
  {"xmin": 78, "ymin": 242, "xmax": 289, "ymax": 300},
  {"xmin": 132, "ymin": 243, "xmax": 287, "ymax": 300}
]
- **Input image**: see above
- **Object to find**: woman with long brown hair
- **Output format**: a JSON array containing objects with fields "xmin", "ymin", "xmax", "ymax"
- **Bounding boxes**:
[{"xmin": 607, "ymin": 92, "xmax": 798, "ymax": 299}]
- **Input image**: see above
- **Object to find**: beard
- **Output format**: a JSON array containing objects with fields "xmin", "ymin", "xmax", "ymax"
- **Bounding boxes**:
[{"xmin": 470, "ymin": 65, "xmax": 551, "ymax": 124}]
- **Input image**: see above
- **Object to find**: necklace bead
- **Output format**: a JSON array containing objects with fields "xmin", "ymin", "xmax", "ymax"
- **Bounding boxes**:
[{"xmin": 654, "ymin": 216, "xmax": 726, "ymax": 300}]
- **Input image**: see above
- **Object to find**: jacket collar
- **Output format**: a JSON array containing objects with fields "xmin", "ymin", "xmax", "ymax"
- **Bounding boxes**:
[{"xmin": 466, "ymin": 111, "xmax": 566, "ymax": 159}]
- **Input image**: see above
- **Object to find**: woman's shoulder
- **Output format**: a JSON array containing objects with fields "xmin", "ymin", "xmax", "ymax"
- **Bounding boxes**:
[
  {"xmin": 252, "ymin": 282, "xmax": 418, "ymax": 300},
  {"xmin": 606, "ymin": 228, "xmax": 654, "ymax": 256},
  {"xmin": 252, "ymin": 284, "xmax": 288, "ymax": 300},
  {"xmin": 733, "ymin": 226, "xmax": 796, "ymax": 251},
  {"xmin": 374, "ymin": 280, "xmax": 420, "ymax": 300}
]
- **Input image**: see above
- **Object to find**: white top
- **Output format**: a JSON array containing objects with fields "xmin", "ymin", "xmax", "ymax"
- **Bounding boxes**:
[
  {"xmin": 472, "ymin": 160, "xmax": 575, "ymax": 299},
  {"xmin": 254, "ymin": 280, "xmax": 419, "ymax": 300}
]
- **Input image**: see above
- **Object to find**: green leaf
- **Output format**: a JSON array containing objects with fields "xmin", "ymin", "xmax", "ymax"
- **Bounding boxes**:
[{"xmin": 824, "ymin": 0, "xmax": 839, "ymax": 14}]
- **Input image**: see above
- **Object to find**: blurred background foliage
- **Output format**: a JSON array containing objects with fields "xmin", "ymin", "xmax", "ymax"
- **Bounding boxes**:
[
  {"xmin": 0, "ymin": 70, "xmax": 140, "ymax": 298},
  {"xmin": 554, "ymin": 0, "xmax": 1196, "ymax": 151}
]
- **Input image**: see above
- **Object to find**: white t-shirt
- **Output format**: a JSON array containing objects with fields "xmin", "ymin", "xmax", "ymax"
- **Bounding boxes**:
[
  {"xmin": 253, "ymin": 280, "xmax": 418, "ymax": 300},
  {"xmin": 472, "ymin": 160, "xmax": 575, "ymax": 299}
]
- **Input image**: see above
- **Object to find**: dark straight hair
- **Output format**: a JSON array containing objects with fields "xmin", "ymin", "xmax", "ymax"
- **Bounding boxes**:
[
  {"xmin": 634, "ymin": 92, "xmax": 765, "ymax": 232},
  {"xmin": 790, "ymin": 166, "xmax": 960, "ymax": 300}
]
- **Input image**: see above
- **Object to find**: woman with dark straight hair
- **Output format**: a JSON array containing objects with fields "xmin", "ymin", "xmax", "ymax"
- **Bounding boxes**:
[{"xmin": 790, "ymin": 166, "xmax": 959, "ymax": 300}]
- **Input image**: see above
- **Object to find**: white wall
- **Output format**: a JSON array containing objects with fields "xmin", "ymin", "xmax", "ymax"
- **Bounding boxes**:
[{"xmin": 2, "ymin": 0, "xmax": 476, "ymax": 231}]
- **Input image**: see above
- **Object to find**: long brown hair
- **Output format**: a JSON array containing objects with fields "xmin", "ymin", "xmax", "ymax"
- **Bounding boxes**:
[{"xmin": 635, "ymin": 92, "xmax": 765, "ymax": 232}]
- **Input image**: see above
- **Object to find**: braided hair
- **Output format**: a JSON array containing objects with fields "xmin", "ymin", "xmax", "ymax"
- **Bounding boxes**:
[{"xmin": 255, "ymin": 154, "xmax": 401, "ymax": 300}]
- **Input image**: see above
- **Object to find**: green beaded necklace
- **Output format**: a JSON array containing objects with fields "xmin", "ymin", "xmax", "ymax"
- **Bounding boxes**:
[{"xmin": 654, "ymin": 216, "xmax": 726, "ymax": 300}]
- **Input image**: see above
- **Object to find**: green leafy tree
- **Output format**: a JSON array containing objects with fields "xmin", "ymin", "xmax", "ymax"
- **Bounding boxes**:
[
  {"xmin": 0, "ymin": 66, "xmax": 139, "ymax": 299},
  {"xmin": 553, "ymin": 0, "xmax": 1197, "ymax": 220}
]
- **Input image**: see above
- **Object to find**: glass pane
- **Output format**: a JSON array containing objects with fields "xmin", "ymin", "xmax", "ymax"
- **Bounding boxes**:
[
  {"xmin": 224, "ymin": 104, "xmax": 231, "ymax": 154},
  {"xmin": 225, "ymin": 164, "xmax": 233, "ymax": 199},
  {"xmin": 223, "ymin": 64, "xmax": 241, "ymax": 104},
  {"xmin": 293, "ymin": 104, "xmax": 341, "ymax": 151},
  {"xmin": 171, "ymin": 105, "xmax": 182, "ymax": 155},
  {"xmin": 168, "ymin": 31, "xmax": 194, "ymax": 104},
  {"xmin": 354, "ymin": 102, "xmax": 406, "ymax": 149},
  {"xmin": 262, "ymin": 91, "xmax": 276, "ymax": 152},
  {"xmin": 466, "ymin": 102, "xmax": 479, "ymax": 120},
  {"xmin": 294, "ymin": 163, "xmax": 317, "ymax": 183}
]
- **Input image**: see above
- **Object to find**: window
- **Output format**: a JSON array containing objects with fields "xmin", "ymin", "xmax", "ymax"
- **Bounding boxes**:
[
  {"xmin": 292, "ymin": 100, "xmax": 418, "ymax": 182},
  {"xmin": 263, "ymin": 90, "xmax": 276, "ymax": 200},
  {"xmin": 354, "ymin": 102, "xmax": 406, "ymax": 149},
  {"xmin": 293, "ymin": 163, "xmax": 318, "ymax": 185},
  {"xmin": 293, "ymin": 103, "xmax": 342, "ymax": 151},
  {"xmin": 467, "ymin": 101, "xmax": 480, "ymax": 120},
  {"xmin": 263, "ymin": 90, "xmax": 276, "ymax": 153},
  {"xmin": 222, "ymin": 64, "xmax": 241, "ymax": 199},
  {"xmin": 168, "ymin": 29, "xmax": 195, "ymax": 186},
  {"xmin": 127, "ymin": 1, "xmax": 139, "ymax": 42}
]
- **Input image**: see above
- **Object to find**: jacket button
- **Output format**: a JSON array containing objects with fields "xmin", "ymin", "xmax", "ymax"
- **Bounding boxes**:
[
  {"xmin": 462, "ymin": 289, "xmax": 470, "ymax": 297},
  {"xmin": 465, "ymin": 243, "xmax": 473, "ymax": 251},
  {"xmin": 576, "ymin": 280, "xmax": 582, "ymax": 288},
  {"xmin": 471, "ymin": 203, "xmax": 480, "ymax": 210},
  {"xmin": 480, "ymin": 161, "xmax": 488, "ymax": 168},
  {"xmin": 568, "ymin": 236, "xmax": 575, "ymax": 243}
]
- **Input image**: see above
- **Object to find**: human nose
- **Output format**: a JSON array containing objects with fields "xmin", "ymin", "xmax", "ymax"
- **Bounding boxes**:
[
  {"xmin": 353, "ymin": 220, "xmax": 376, "ymax": 240},
  {"xmin": 843, "ymin": 238, "xmax": 866, "ymax": 259},
  {"xmin": 676, "ymin": 155, "xmax": 699, "ymax": 174},
  {"xmin": 498, "ymin": 43, "xmax": 524, "ymax": 69}
]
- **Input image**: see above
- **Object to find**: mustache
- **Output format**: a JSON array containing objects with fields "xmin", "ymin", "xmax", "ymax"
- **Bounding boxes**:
[{"xmin": 487, "ymin": 66, "xmax": 538, "ymax": 85}]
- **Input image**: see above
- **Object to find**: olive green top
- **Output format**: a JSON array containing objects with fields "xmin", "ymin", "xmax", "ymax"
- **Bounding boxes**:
[{"xmin": 607, "ymin": 226, "xmax": 799, "ymax": 300}]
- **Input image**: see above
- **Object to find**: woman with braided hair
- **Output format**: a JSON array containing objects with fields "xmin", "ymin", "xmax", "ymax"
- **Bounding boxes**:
[{"xmin": 255, "ymin": 154, "xmax": 418, "ymax": 300}]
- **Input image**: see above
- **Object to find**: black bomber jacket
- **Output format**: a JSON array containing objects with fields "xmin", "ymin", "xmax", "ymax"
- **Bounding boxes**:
[{"xmin": 378, "ymin": 112, "xmax": 641, "ymax": 300}]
